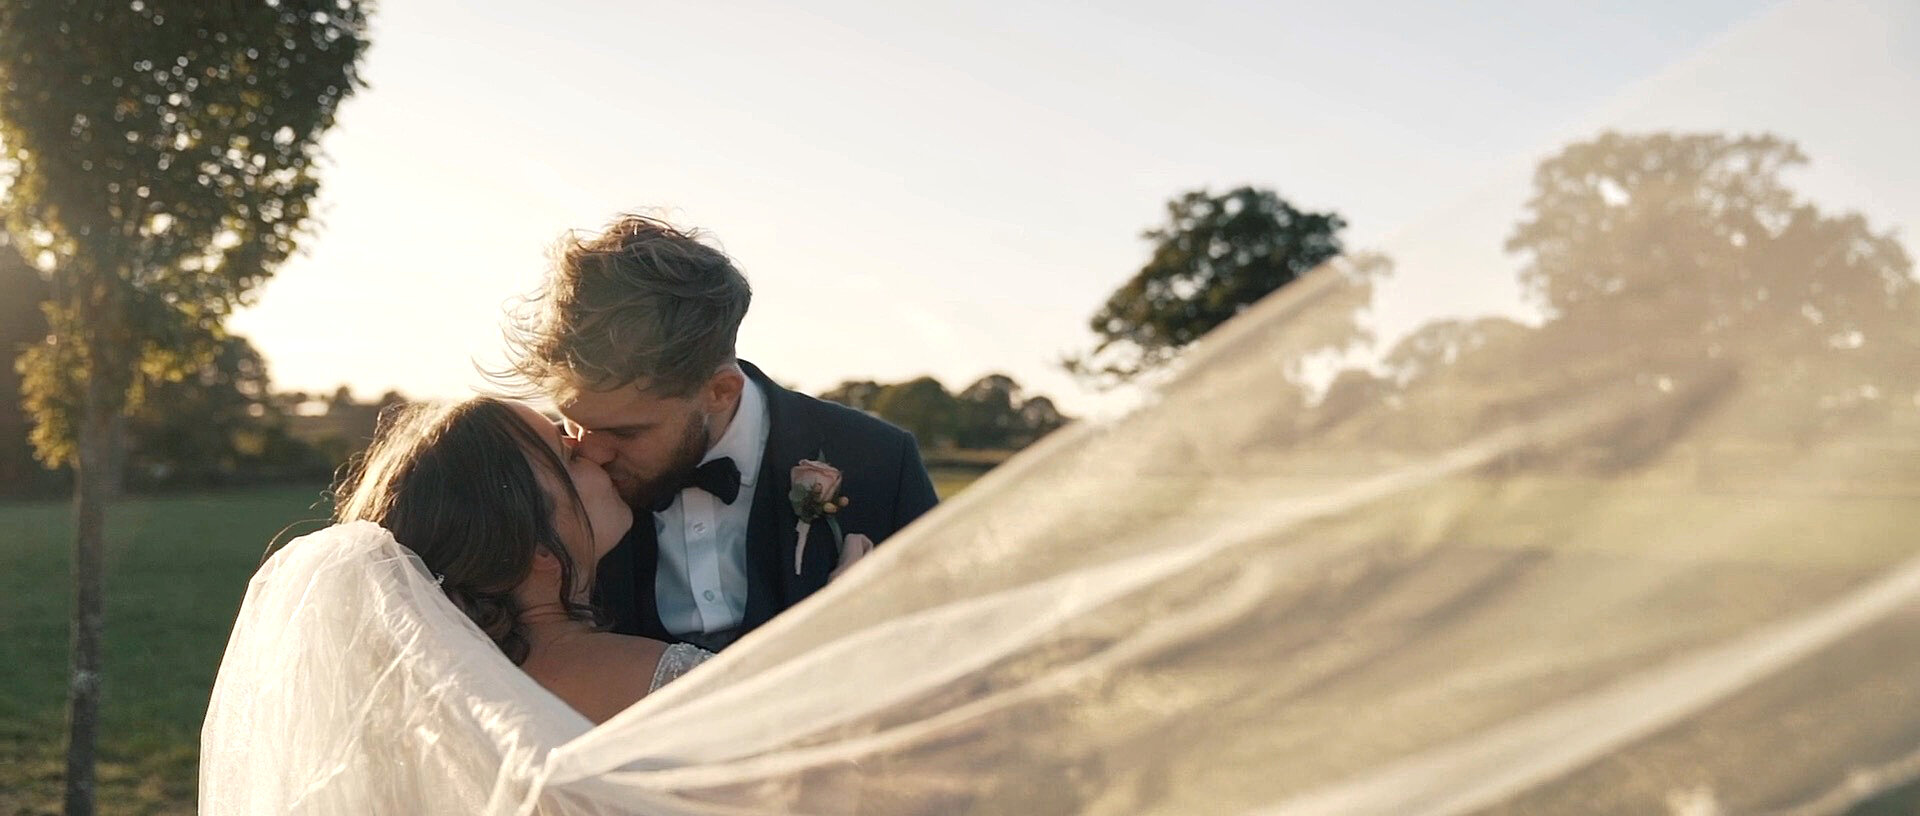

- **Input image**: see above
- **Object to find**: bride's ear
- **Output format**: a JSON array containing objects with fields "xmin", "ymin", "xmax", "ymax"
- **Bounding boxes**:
[{"xmin": 529, "ymin": 547, "xmax": 563, "ymax": 574}]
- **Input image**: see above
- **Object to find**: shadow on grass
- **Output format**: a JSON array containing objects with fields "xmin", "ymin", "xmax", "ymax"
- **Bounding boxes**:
[{"xmin": 1, "ymin": 716, "xmax": 197, "ymax": 816}]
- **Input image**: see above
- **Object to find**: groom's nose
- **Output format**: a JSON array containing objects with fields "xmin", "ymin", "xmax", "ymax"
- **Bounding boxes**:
[{"xmin": 575, "ymin": 435, "xmax": 617, "ymax": 466}]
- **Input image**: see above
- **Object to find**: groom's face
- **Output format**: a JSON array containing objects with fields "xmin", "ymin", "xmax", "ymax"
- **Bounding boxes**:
[{"xmin": 556, "ymin": 373, "xmax": 738, "ymax": 510}]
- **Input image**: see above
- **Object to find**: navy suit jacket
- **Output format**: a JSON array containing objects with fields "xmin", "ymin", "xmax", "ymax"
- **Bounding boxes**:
[{"xmin": 593, "ymin": 360, "xmax": 939, "ymax": 646}]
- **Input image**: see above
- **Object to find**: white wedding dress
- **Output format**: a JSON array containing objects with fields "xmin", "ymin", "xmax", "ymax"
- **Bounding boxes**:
[{"xmin": 203, "ymin": 3, "xmax": 1920, "ymax": 813}]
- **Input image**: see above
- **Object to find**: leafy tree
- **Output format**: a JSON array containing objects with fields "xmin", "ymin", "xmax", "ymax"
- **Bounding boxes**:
[
  {"xmin": 955, "ymin": 373, "xmax": 1020, "ymax": 449},
  {"xmin": 0, "ymin": 232, "xmax": 53, "ymax": 494},
  {"xmin": 1068, "ymin": 186, "xmax": 1345, "ymax": 386},
  {"xmin": 1013, "ymin": 394, "xmax": 1067, "ymax": 446},
  {"xmin": 953, "ymin": 373, "xmax": 1072, "ymax": 449},
  {"xmin": 0, "ymin": 2, "xmax": 370, "ymax": 810},
  {"xmin": 871, "ymin": 376, "xmax": 960, "ymax": 449},
  {"xmin": 1340, "ymin": 132, "xmax": 1919, "ymax": 463},
  {"xmin": 1506, "ymin": 131, "xmax": 1919, "ymax": 444}
]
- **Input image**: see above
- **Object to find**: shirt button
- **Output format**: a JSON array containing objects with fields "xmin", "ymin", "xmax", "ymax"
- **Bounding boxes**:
[
  {"xmin": 702, "ymin": 590, "xmax": 717, "ymax": 602},
  {"xmin": 692, "ymin": 522, "xmax": 706, "ymax": 534}
]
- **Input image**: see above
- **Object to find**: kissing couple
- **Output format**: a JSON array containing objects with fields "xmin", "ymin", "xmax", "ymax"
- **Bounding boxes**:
[{"xmin": 208, "ymin": 212, "xmax": 940, "ymax": 738}]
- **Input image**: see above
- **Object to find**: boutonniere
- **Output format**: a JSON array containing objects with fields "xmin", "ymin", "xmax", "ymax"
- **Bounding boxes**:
[{"xmin": 790, "ymin": 458, "xmax": 851, "ymax": 575}]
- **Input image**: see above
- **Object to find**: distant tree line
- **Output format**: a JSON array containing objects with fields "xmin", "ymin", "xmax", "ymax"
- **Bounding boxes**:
[
  {"xmin": 820, "ymin": 373, "xmax": 1069, "ymax": 452},
  {"xmin": 0, "ymin": 328, "xmax": 1076, "ymax": 497}
]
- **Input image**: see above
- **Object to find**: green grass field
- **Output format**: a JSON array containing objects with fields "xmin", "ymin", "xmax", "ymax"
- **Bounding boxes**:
[
  {"xmin": 0, "ymin": 470, "xmax": 984, "ymax": 815},
  {"xmin": 0, "ymin": 485, "xmax": 334, "ymax": 815}
]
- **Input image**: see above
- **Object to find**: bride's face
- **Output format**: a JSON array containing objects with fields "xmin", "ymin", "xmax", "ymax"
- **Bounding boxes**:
[{"xmin": 507, "ymin": 403, "xmax": 632, "ymax": 565}]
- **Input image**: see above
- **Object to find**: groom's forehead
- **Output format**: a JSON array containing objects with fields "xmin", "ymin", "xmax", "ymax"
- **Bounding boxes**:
[{"xmin": 556, "ymin": 383, "xmax": 678, "ymax": 426}]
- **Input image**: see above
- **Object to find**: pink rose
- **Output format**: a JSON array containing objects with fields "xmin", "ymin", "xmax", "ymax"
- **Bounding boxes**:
[
  {"xmin": 792, "ymin": 459, "xmax": 843, "ymax": 501},
  {"xmin": 791, "ymin": 459, "xmax": 850, "ymax": 575}
]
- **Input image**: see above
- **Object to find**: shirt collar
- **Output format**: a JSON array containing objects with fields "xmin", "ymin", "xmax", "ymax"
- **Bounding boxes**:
[{"xmin": 702, "ymin": 374, "xmax": 768, "ymax": 488}]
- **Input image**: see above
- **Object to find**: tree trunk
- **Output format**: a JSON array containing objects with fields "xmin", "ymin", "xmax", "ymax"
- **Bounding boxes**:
[{"xmin": 63, "ymin": 374, "xmax": 112, "ymax": 816}]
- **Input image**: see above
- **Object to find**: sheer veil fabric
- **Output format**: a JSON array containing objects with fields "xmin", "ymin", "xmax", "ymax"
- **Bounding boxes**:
[
  {"xmin": 203, "ymin": 2, "xmax": 1920, "ymax": 813},
  {"xmin": 199, "ymin": 521, "xmax": 593, "ymax": 814}
]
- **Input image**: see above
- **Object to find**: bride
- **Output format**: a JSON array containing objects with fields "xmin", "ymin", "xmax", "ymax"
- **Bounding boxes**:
[
  {"xmin": 329, "ymin": 396, "xmax": 713, "ymax": 720},
  {"xmin": 199, "ymin": 396, "xmax": 724, "ymax": 815}
]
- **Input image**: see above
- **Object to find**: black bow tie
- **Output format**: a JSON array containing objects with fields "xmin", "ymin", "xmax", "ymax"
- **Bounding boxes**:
[{"xmin": 653, "ymin": 457, "xmax": 741, "ymax": 512}]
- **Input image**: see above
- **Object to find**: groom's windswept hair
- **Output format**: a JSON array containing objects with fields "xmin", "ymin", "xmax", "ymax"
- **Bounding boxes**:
[{"xmin": 499, "ymin": 213, "xmax": 752, "ymax": 398}]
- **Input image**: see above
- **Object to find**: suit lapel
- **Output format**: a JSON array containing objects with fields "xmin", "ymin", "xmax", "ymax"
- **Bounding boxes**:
[{"xmin": 740, "ymin": 360, "xmax": 824, "ymax": 631}]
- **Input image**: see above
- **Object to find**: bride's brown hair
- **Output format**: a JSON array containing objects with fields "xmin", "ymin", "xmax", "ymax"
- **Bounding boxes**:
[{"xmin": 332, "ymin": 397, "xmax": 597, "ymax": 664}]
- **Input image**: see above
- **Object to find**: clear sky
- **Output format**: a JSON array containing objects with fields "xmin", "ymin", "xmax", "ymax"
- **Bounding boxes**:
[{"xmin": 227, "ymin": 0, "xmax": 1785, "ymax": 414}]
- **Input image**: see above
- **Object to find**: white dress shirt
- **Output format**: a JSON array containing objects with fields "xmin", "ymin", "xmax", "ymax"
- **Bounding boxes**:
[{"xmin": 654, "ymin": 377, "xmax": 769, "ymax": 637}]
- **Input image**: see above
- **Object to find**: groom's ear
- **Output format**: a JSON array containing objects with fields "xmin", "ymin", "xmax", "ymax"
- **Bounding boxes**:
[{"xmin": 701, "ymin": 367, "xmax": 746, "ymax": 414}]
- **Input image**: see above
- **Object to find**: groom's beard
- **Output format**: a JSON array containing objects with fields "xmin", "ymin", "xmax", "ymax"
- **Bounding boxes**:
[{"xmin": 620, "ymin": 410, "xmax": 711, "ymax": 512}]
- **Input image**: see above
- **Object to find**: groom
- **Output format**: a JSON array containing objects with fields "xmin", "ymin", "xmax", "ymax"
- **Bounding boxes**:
[{"xmin": 509, "ymin": 214, "xmax": 939, "ymax": 652}]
